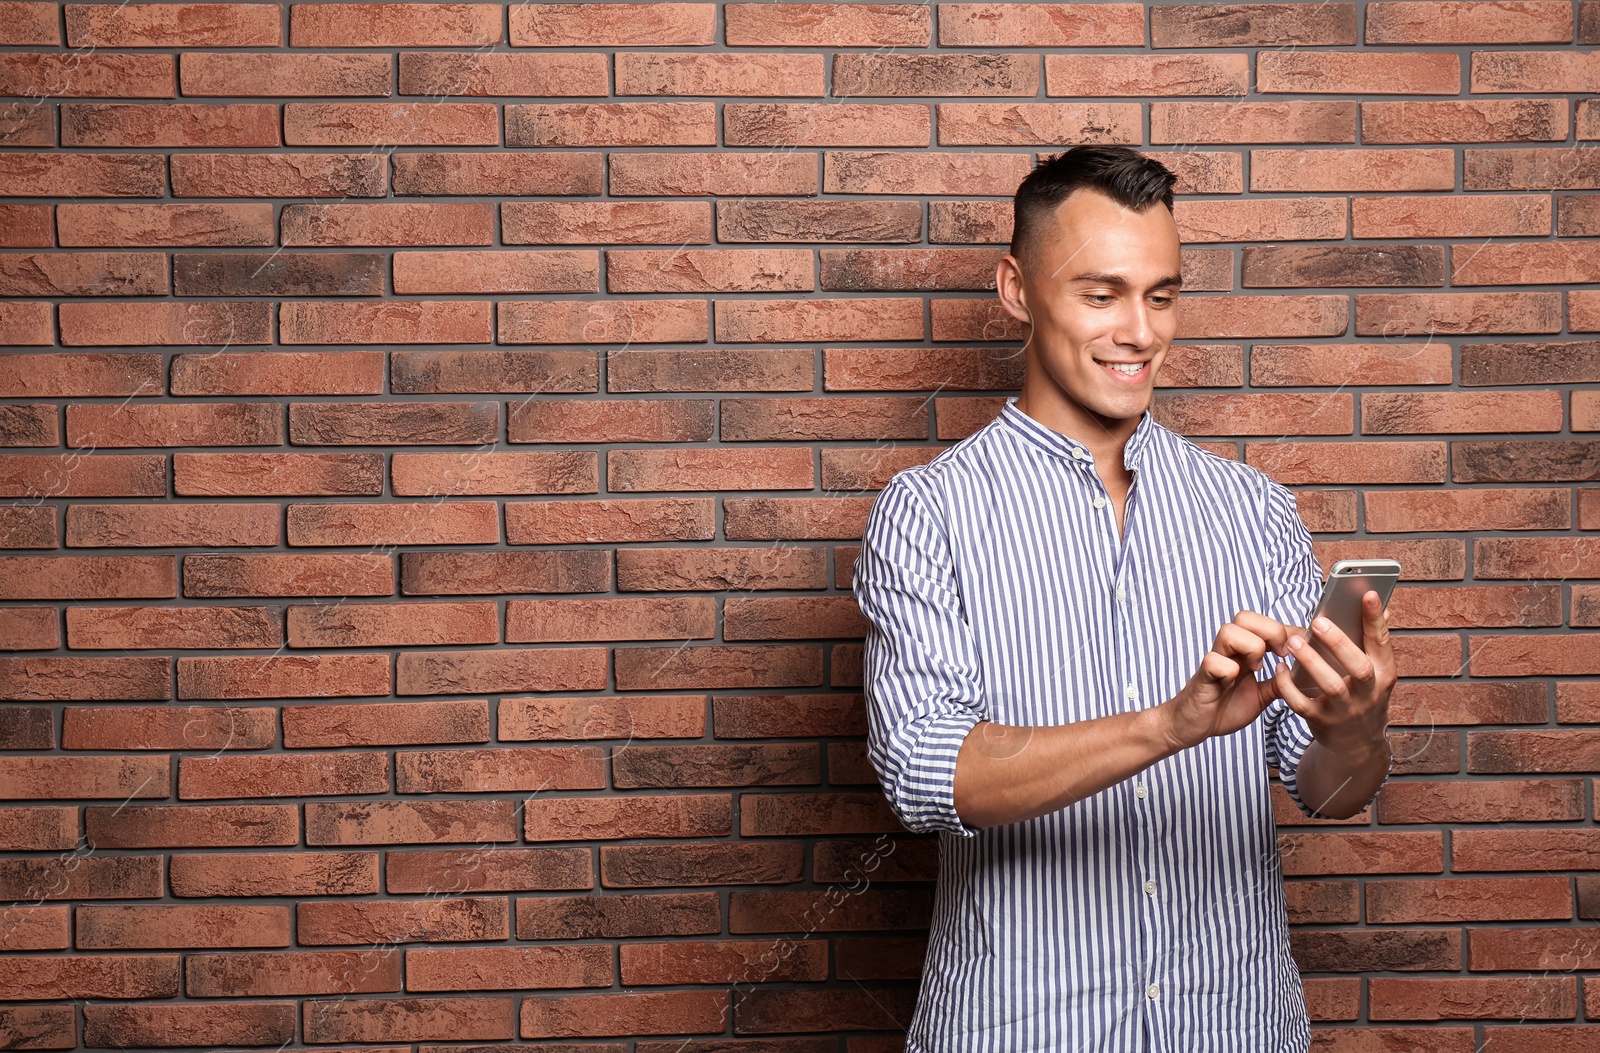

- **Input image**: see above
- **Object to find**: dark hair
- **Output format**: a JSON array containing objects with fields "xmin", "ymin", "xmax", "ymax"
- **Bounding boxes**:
[{"xmin": 1009, "ymin": 146, "xmax": 1177, "ymax": 269}]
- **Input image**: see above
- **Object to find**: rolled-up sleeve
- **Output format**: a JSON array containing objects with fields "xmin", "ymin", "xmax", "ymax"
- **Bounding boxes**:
[
  {"xmin": 1257, "ymin": 479, "xmax": 1392, "ymax": 818},
  {"xmin": 852, "ymin": 474, "xmax": 987, "ymax": 838}
]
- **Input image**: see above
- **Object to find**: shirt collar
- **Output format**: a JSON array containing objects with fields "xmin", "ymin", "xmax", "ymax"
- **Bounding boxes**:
[{"xmin": 997, "ymin": 396, "xmax": 1158, "ymax": 472}]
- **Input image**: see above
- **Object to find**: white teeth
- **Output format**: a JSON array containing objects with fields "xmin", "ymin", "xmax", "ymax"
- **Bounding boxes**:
[{"xmin": 1101, "ymin": 361, "xmax": 1143, "ymax": 374}]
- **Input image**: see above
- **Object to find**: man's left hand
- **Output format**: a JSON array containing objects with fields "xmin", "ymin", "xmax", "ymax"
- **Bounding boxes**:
[{"xmin": 1270, "ymin": 590, "xmax": 1396, "ymax": 755}]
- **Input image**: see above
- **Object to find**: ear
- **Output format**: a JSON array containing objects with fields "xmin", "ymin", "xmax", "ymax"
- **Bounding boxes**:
[{"xmin": 995, "ymin": 253, "xmax": 1031, "ymax": 325}]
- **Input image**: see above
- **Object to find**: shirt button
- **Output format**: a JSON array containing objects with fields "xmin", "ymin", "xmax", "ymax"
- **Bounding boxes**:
[
  {"xmin": 1073, "ymin": 448, "xmax": 1087, "ymax": 461},
  {"xmin": 1144, "ymin": 879, "xmax": 1157, "ymax": 895},
  {"xmin": 1125, "ymin": 682, "xmax": 1136, "ymax": 700},
  {"xmin": 1146, "ymin": 983, "xmax": 1160, "ymax": 999},
  {"xmin": 1116, "ymin": 584, "xmax": 1125, "ymax": 602},
  {"xmin": 1092, "ymin": 496, "xmax": 1107, "ymax": 509},
  {"xmin": 1135, "ymin": 782, "xmax": 1147, "ymax": 799}
]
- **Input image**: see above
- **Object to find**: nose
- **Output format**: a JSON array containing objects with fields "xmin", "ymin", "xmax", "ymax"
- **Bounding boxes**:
[{"xmin": 1111, "ymin": 298, "xmax": 1156, "ymax": 351}]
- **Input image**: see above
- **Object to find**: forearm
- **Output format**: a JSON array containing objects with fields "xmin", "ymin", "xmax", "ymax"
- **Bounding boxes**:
[
  {"xmin": 951, "ymin": 707, "xmax": 1180, "ymax": 830},
  {"xmin": 1294, "ymin": 734, "xmax": 1391, "ymax": 820}
]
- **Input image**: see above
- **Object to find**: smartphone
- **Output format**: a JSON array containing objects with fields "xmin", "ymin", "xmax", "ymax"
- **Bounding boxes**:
[{"xmin": 1289, "ymin": 558, "xmax": 1402, "ymax": 695}]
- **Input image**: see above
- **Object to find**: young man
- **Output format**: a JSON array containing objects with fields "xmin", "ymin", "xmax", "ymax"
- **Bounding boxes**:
[{"xmin": 852, "ymin": 145, "xmax": 1397, "ymax": 1053}]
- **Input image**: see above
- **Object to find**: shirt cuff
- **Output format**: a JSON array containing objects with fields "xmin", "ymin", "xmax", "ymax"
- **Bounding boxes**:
[{"xmin": 878, "ymin": 705, "xmax": 986, "ymax": 838}]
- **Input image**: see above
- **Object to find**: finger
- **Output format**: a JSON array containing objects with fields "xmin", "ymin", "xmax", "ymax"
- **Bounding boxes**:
[
  {"xmin": 1288, "ymin": 628, "xmax": 1348, "ymax": 698},
  {"xmin": 1233, "ymin": 609, "xmax": 1293, "ymax": 657},
  {"xmin": 1363, "ymin": 590, "xmax": 1393, "ymax": 656},
  {"xmin": 1199, "ymin": 649, "xmax": 1241, "ymax": 685},
  {"xmin": 1308, "ymin": 611, "xmax": 1374, "ymax": 682},
  {"xmin": 1214, "ymin": 623, "xmax": 1268, "ymax": 672},
  {"xmin": 1272, "ymin": 661, "xmax": 1321, "ymax": 721}
]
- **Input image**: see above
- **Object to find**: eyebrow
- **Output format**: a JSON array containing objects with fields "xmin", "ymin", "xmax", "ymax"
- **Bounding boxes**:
[{"xmin": 1068, "ymin": 271, "xmax": 1183, "ymax": 290}]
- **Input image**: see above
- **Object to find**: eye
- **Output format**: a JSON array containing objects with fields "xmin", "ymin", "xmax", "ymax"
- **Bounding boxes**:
[{"xmin": 1086, "ymin": 294, "xmax": 1115, "ymax": 304}]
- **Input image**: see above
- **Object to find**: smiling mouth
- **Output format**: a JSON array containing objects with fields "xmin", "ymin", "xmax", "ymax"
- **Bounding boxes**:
[{"xmin": 1093, "ymin": 358, "xmax": 1150, "ymax": 380}]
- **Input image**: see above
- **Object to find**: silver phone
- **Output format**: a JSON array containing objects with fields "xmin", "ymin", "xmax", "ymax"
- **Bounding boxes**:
[{"xmin": 1289, "ymin": 558, "xmax": 1401, "ymax": 695}]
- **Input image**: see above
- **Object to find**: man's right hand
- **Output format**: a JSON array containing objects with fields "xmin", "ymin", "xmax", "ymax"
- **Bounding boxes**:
[{"xmin": 1156, "ymin": 610, "xmax": 1296, "ymax": 753}]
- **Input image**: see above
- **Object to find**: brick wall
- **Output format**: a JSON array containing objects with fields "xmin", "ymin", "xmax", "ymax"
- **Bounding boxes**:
[{"xmin": 1, "ymin": 1, "xmax": 1598, "ymax": 1049}]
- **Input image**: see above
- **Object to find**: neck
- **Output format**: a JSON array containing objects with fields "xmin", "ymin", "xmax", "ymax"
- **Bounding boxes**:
[{"xmin": 1014, "ymin": 384, "xmax": 1143, "ymax": 470}]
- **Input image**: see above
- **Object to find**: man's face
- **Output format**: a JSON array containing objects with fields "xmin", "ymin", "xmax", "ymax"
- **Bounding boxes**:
[{"xmin": 998, "ymin": 187, "xmax": 1183, "ymax": 426}]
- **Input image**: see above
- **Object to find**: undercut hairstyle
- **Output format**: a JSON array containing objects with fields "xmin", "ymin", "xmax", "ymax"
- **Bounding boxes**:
[{"xmin": 1009, "ymin": 145, "xmax": 1178, "ymax": 271}]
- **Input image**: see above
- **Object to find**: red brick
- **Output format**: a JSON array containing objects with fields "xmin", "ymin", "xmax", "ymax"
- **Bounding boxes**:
[
  {"xmin": 725, "ymin": 3, "xmax": 930, "ymax": 46},
  {"xmin": 499, "ymin": 299, "xmax": 706, "ymax": 344},
  {"xmin": 62, "ymin": 102, "xmax": 279, "ymax": 147},
  {"xmin": 1366, "ymin": 488, "xmax": 1568, "ymax": 532},
  {"xmin": 0, "ymin": 855, "xmax": 162, "ymax": 901},
  {"xmin": 1278, "ymin": 831, "xmax": 1444, "ymax": 875},
  {"xmin": 399, "ymin": 51, "xmax": 607, "ymax": 97},
  {"xmin": 169, "ymin": 850, "xmax": 378, "ymax": 897},
  {"xmin": 65, "ymin": 705, "xmax": 275, "ymax": 750},
  {"xmin": 393, "ymin": 745, "xmax": 603, "ymax": 794},
  {"xmin": 510, "ymin": 2, "xmax": 715, "ymax": 45},
  {"xmin": 499, "ymin": 695, "xmax": 706, "ymax": 741},
  {"xmin": 0, "ymin": 810, "xmax": 77, "ymax": 852},
  {"xmin": 183, "ymin": 52, "xmax": 391, "ymax": 97},
  {"xmin": 1452, "ymin": 829, "xmax": 1600, "ymax": 871},
  {"xmin": 0, "ymin": 656, "xmax": 171, "ymax": 697},
  {"xmin": 0, "ymin": 953, "xmax": 178, "ymax": 998},
  {"xmin": 408, "ymin": 945, "xmax": 610, "ymax": 991},
  {"xmin": 824, "ymin": 150, "xmax": 1032, "ymax": 195},
  {"xmin": 0, "ymin": 153, "xmax": 165, "ymax": 197},
  {"xmin": 392, "ymin": 152, "xmax": 601, "ymax": 196},
  {"xmin": 57, "ymin": 203, "xmax": 273, "ymax": 247},
  {"xmin": 68, "ymin": 3, "xmax": 280, "ymax": 46},
  {"xmin": 60, "ymin": 301, "xmax": 270, "ymax": 346},
  {"xmin": 184, "ymin": 552, "xmax": 389, "ymax": 597},
  {"xmin": 1469, "ymin": 634, "xmax": 1600, "ymax": 677},
  {"xmin": 186, "ymin": 948, "xmax": 399, "ymax": 996},
  {"xmin": 716, "ymin": 298, "xmax": 923, "ymax": 342},
  {"xmin": 175, "ymin": 453, "xmax": 384, "ymax": 496},
  {"xmin": 282, "ymin": 699, "xmax": 488, "ymax": 749},
  {"xmin": 622, "ymin": 938, "xmax": 826, "ymax": 984},
  {"xmin": 1368, "ymin": 976, "xmax": 1575, "ymax": 1021},
  {"xmin": 0, "ymin": 557, "xmax": 175, "ymax": 600},
  {"xmin": 281, "ymin": 300, "xmax": 490, "ymax": 344},
  {"xmin": 1259, "ymin": 50, "xmax": 1458, "ymax": 94},
  {"xmin": 1250, "ymin": 148, "xmax": 1455, "ymax": 192},
  {"xmin": 610, "ymin": 152, "xmax": 817, "ymax": 196},
  {"xmin": 607, "ymin": 249, "xmax": 812, "ymax": 293},
  {"xmin": 521, "ymin": 989, "xmax": 725, "ymax": 1038},
  {"xmin": 1365, "ymin": 1, "xmax": 1573, "ymax": 44},
  {"xmin": 0, "ymin": 755, "xmax": 169, "ymax": 798},
  {"xmin": 84, "ymin": 1002, "xmax": 294, "ymax": 1048},
  {"xmin": 1469, "ymin": 928, "xmax": 1600, "ymax": 971},
  {"xmin": 725, "ymin": 103, "xmax": 930, "ymax": 147},
  {"xmin": 1156, "ymin": 100, "xmax": 1356, "ymax": 144},
  {"xmin": 507, "ymin": 103, "xmax": 716, "ymax": 147},
  {"xmin": 177, "ymin": 652, "xmax": 390, "ymax": 698},
  {"xmin": 614, "ymin": 644, "xmax": 824, "ymax": 691},
  {"xmin": 1354, "ymin": 194, "xmax": 1550, "ymax": 238},
  {"xmin": 76, "ymin": 904, "xmax": 291, "ymax": 949},
  {"xmin": 618, "ymin": 52, "xmax": 823, "ymax": 96},
  {"xmin": 1387, "ymin": 680, "xmax": 1547, "ymax": 726},
  {"xmin": 386, "ymin": 847, "xmax": 591, "ymax": 894},
  {"xmin": 516, "ymin": 892, "xmax": 719, "ymax": 941},
  {"xmin": 306, "ymin": 995, "xmax": 515, "ymax": 1044},
  {"xmin": 392, "ymin": 451, "xmax": 598, "ymax": 495},
  {"xmin": 297, "ymin": 895, "xmax": 508, "ymax": 945},
  {"xmin": 940, "ymin": 3, "xmax": 1143, "ymax": 45},
  {"xmin": 1468, "ymin": 729, "xmax": 1600, "ymax": 773},
  {"xmin": 289, "ymin": 3, "xmax": 501, "ymax": 46},
  {"xmin": 179, "ymin": 752, "xmax": 388, "ymax": 799},
  {"xmin": 840, "ymin": 52, "xmax": 1038, "ymax": 96},
  {"xmin": 504, "ymin": 201, "xmax": 711, "ymax": 245},
  {"xmin": 0, "ymin": 906, "xmax": 74, "ymax": 952},
  {"xmin": 172, "ymin": 152, "xmax": 386, "ymax": 197},
  {"xmin": 525, "ymin": 794, "xmax": 730, "ymax": 842},
  {"xmin": 1473, "ymin": 49, "xmax": 1600, "ymax": 92},
  {"xmin": 306, "ymin": 799, "xmax": 515, "ymax": 846},
  {"xmin": 396, "ymin": 647, "xmax": 608, "ymax": 696},
  {"xmin": 1365, "ymin": 98, "xmax": 1567, "ymax": 144},
  {"xmin": 0, "ymin": 2, "xmax": 61, "ymax": 44},
  {"xmin": 506, "ymin": 596, "xmax": 714, "ymax": 643},
  {"xmin": 285, "ymin": 101, "xmax": 497, "ymax": 146},
  {"xmin": 1247, "ymin": 441, "xmax": 1446, "ymax": 484}
]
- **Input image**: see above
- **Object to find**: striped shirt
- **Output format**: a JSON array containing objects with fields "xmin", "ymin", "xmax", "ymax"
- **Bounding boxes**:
[{"xmin": 852, "ymin": 395, "xmax": 1391, "ymax": 1053}]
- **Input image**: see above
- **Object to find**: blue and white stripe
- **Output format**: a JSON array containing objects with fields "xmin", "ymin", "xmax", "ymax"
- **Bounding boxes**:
[{"xmin": 853, "ymin": 395, "xmax": 1385, "ymax": 1053}]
